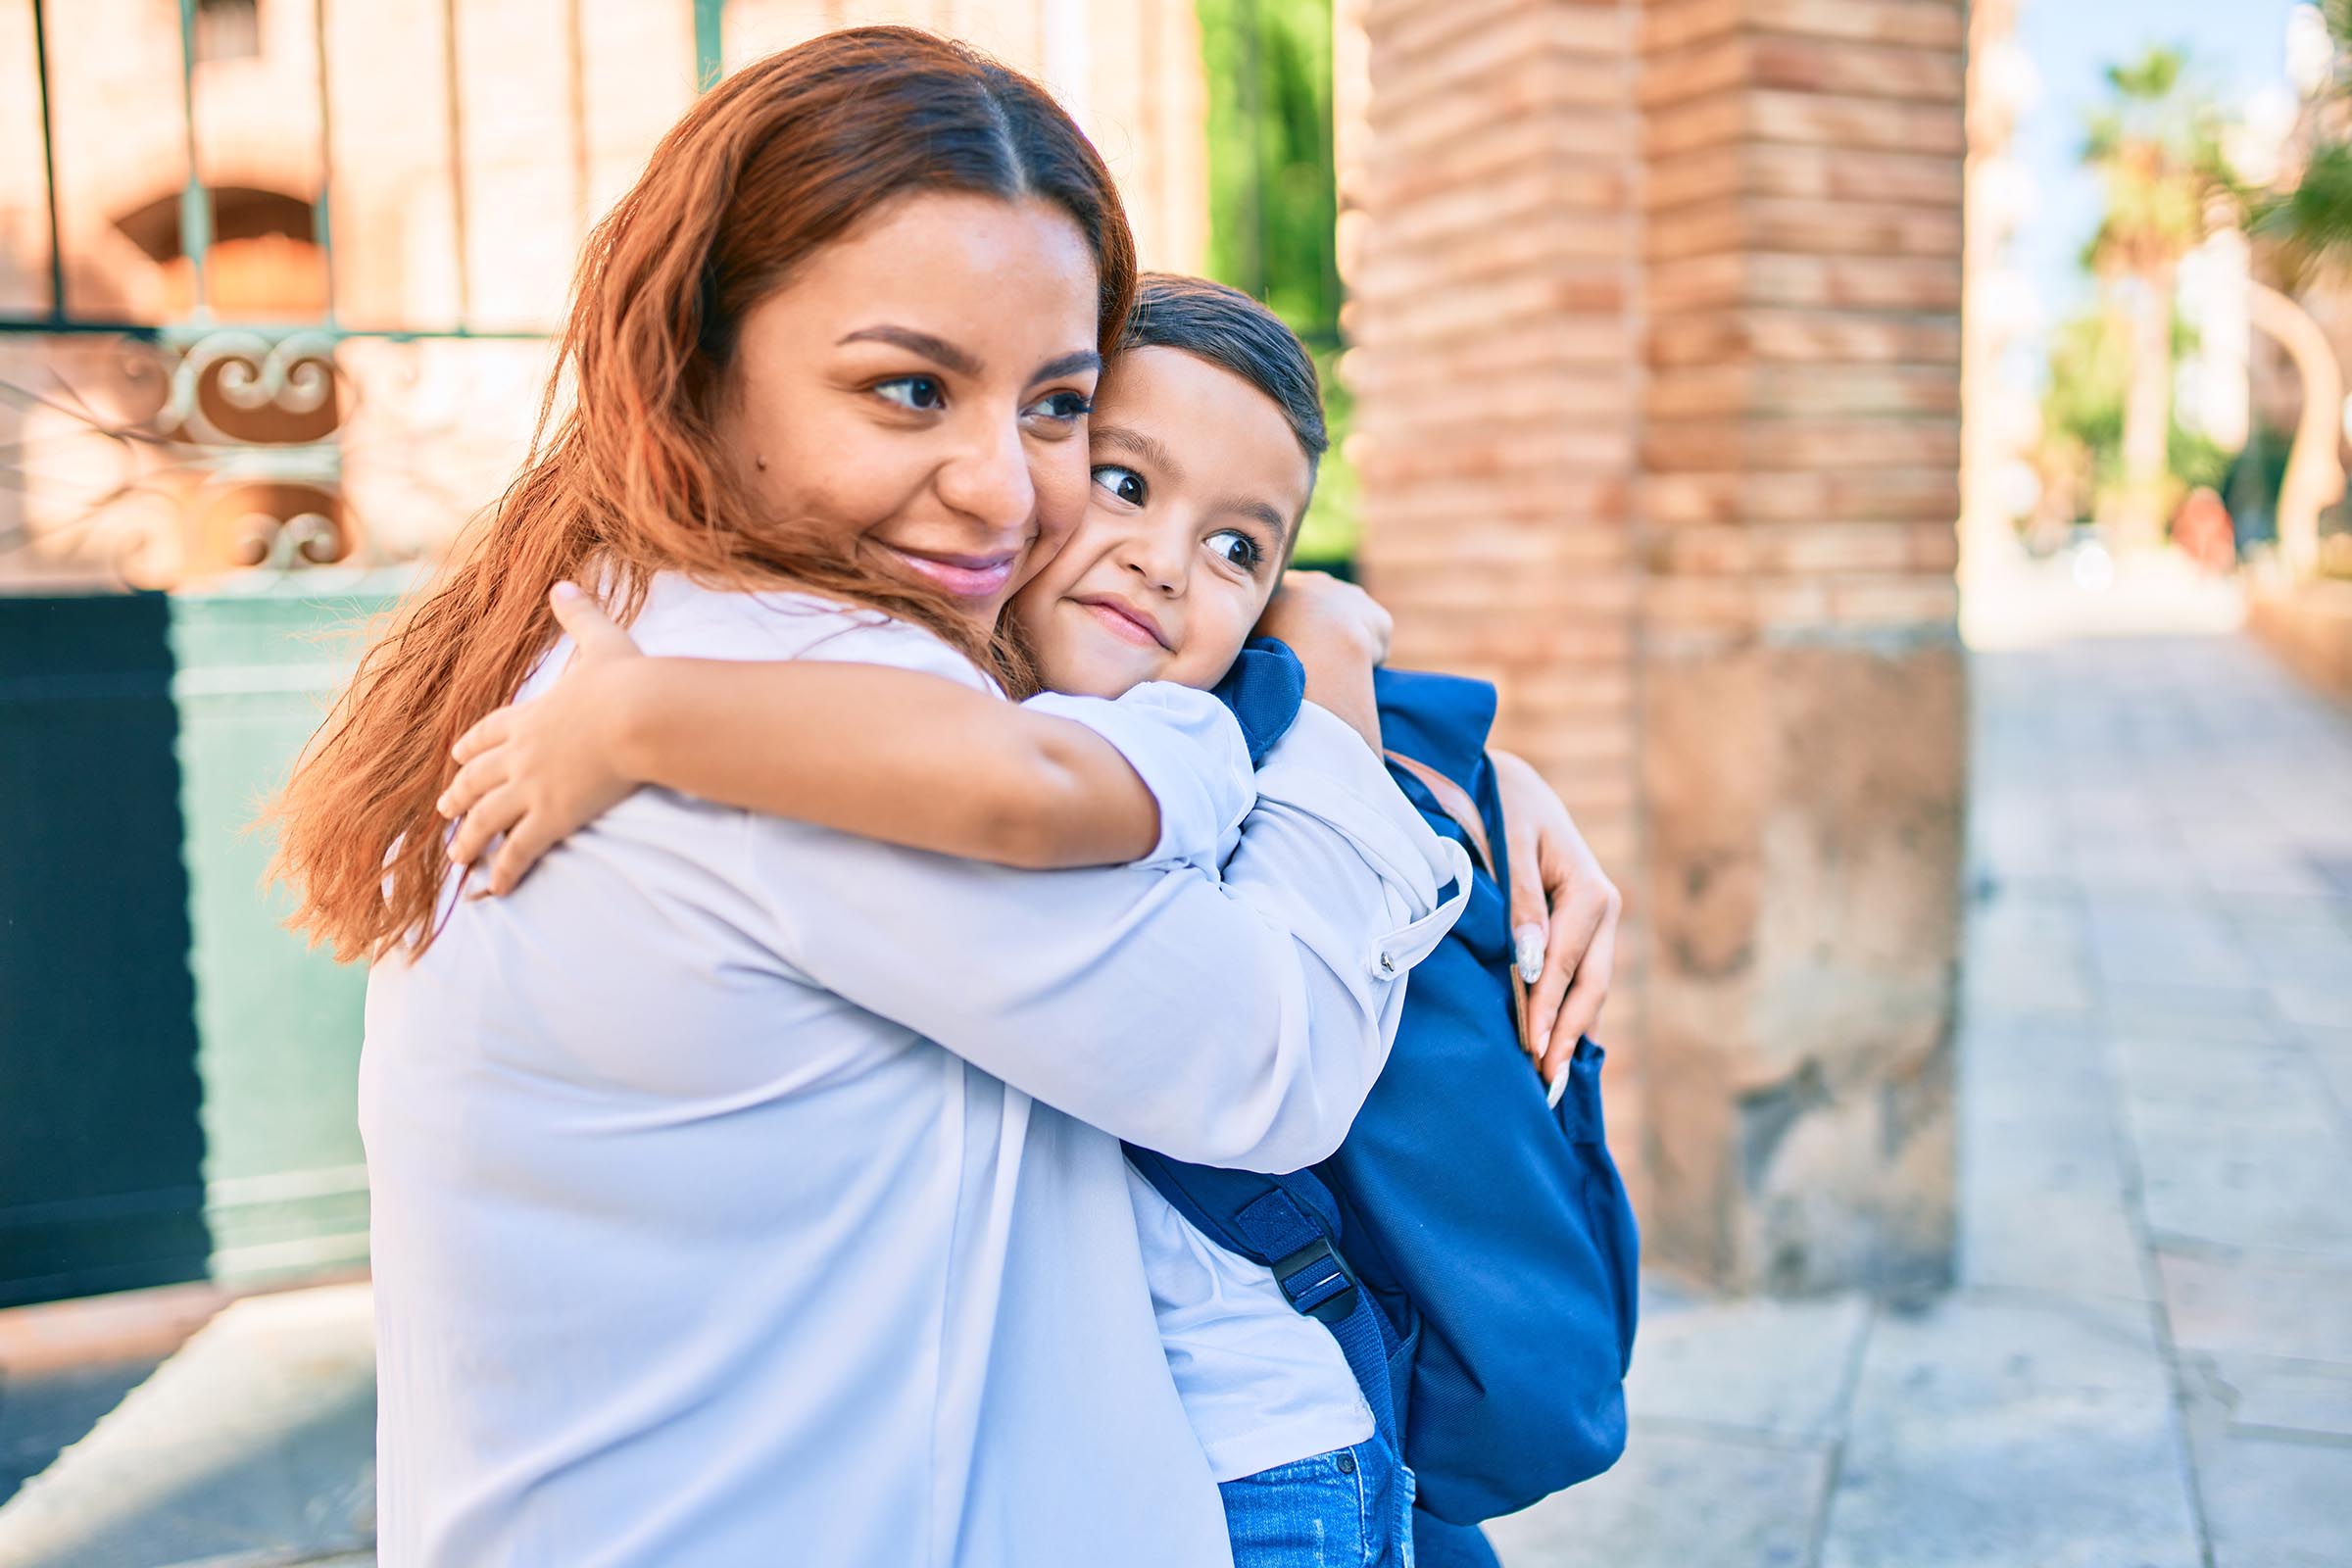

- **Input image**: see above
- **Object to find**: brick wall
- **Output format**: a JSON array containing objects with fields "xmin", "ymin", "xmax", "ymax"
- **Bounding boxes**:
[{"xmin": 1348, "ymin": 0, "xmax": 1967, "ymax": 1292}]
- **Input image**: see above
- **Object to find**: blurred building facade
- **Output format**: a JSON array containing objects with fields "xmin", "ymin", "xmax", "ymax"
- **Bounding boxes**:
[
  {"xmin": 0, "ymin": 0, "xmax": 1206, "ymax": 587},
  {"xmin": 1, "ymin": 0, "xmax": 1969, "ymax": 1304}
]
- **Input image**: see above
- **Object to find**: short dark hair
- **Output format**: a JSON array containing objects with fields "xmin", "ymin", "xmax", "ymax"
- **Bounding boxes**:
[{"xmin": 1120, "ymin": 272, "xmax": 1328, "ymax": 480}]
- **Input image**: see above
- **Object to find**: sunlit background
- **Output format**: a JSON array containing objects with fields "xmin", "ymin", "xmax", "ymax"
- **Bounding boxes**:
[{"xmin": 2, "ymin": 2, "xmax": 2349, "ymax": 1565}]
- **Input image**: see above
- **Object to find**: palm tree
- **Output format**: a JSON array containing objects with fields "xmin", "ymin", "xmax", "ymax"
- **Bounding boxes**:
[
  {"xmin": 2257, "ymin": 0, "xmax": 2352, "ymax": 272},
  {"xmin": 2082, "ymin": 48, "xmax": 2230, "ymax": 547}
]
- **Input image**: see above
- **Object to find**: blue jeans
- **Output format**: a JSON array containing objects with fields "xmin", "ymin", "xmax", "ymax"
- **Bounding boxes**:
[{"xmin": 1218, "ymin": 1438, "xmax": 1415, "ymax": 1568}]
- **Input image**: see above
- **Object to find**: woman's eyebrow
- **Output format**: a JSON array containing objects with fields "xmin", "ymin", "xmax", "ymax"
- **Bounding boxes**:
[
  {"xmin": 1094, "ymin": 421, "xmax": 1184, "ymax": 480},
  {"xmin": 1032, "ymin": 349, "xmax": 1103, "ymax": 384},
  {"xmin": 836, "ymin": 324, "xmax": 981, "ymax": 375}
]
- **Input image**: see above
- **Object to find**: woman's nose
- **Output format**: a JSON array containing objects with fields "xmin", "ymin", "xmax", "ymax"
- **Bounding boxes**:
[{"xmin": 936, "ymin": 414, "xmax": 1037, "ymax": 533}]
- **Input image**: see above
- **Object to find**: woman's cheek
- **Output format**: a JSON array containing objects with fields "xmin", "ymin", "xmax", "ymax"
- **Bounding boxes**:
[{"xmin": 1028, "ymin": 444, "xmax": 1093, "ymax": 558}]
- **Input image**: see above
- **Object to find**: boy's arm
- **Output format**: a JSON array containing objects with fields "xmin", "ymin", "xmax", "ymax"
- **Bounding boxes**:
[
  {"xmin": 439, "ymin": 587, "xmax": 1167, "ymax": 891},
  {"xmin": 599, "ymin": 657, "xmax": 1160, "ymax": 869}
]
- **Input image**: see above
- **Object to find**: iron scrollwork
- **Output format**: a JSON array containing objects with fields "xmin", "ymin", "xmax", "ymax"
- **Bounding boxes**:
[{"xmin": 1, "ymin": 326, "xmax": 365, "ymax": 589}]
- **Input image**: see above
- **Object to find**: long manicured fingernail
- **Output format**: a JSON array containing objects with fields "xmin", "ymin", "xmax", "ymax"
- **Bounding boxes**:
[
  {"xmin": 1513, "ymin": 925, "xmax": 1544, "ymax": 983},
  {"xmin": 1546, "ymin": 1066, "xmax": 1569, "ymax": 1109}
]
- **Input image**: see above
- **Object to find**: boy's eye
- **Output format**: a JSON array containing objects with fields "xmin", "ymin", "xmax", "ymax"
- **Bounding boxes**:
[
  {"xmin": 1207, "ymin": 528, "xmax": 1262, "ymax": 573},
  {"xmin": 1092, "ymin": 465, "xmax": 1147, "ymax": 507},
  {"xmin": 1025, "ymin": 389, "xmax": 1094, "ymax": 423},
  {"xmin": 874, "ymin": 375, "xmax": 946, "ymax": 412}
]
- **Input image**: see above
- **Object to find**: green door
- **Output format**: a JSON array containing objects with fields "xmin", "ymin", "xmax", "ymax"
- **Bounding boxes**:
[{"xmin": 170, "ymin": 576, "xmax": 408, "ymax": 1287}]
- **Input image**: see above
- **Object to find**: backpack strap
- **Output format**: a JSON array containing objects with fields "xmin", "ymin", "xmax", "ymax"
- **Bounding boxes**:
[
  {"xmin": 1384, "ymin": 749, "xmax": 1533, "ymax": 1059},
  {"xmin": 1123, "ymin": 1149, "xmax": 1401, "ymax": 1451}
]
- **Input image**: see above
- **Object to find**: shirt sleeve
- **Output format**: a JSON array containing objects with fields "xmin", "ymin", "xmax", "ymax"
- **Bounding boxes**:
[
  {"xmin": 1020, "ymin": 682, "xmax": 1254, "ymax": 869},
  {"xmin": 1206, "ymin": 700, "xmax": 1476, "ymax": 1151},
  {"xmin": 736, "ymin": 629, "xmax": 1471, "ymax": 1172}
]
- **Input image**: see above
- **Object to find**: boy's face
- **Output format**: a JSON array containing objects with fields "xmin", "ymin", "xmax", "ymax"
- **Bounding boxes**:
[{"xmin": 1009, "ymin": 346, "xmax": 1313, "ymax": 697}]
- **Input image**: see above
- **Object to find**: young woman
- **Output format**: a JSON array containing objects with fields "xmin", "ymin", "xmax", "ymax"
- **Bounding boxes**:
[{"xmin": 271, "ymin": 32, "xmax": 1467, "ymax": 1568}]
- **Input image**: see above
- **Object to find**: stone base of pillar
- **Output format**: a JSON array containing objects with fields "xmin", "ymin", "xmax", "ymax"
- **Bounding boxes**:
[{"xmin": 1638, "ymin": 633, "xmax": 1965, "ymax": 1296}]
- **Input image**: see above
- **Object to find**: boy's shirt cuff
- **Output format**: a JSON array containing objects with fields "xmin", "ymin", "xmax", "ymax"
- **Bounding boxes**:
[{"xmin": 1021, "ymin": 683, "xmax": 1257, "ymax": 869}]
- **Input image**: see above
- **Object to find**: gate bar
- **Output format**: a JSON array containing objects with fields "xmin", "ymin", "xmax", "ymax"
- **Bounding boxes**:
[
  {"xmin": 175, "ymin": 0, "xmax": 216, "ymax": 320},
  {"xmin": 312, "ymin": 0, "xmax": 339, "ymax": 323},
  {"xmin": 28, "ymin": 0, "xmax": 67, "ymax": 321}
]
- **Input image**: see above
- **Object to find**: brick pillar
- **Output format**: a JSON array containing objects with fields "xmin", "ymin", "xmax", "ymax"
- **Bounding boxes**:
[
  {"xmin": 1348, "ymin": 0, "xmax": 1965, "ymax": 1294},
  {"xmin": 1637, "ymin": 0, "xmax": 1963, "ymax": 1295}
]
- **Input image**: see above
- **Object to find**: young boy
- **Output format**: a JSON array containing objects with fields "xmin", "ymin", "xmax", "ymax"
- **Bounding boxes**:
[{"xmin": 441, "ymin": 274, "xmax": 1514, "ymax": 1565}]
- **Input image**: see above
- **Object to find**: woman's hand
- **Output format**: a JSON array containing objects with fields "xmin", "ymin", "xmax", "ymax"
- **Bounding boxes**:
[
  {"xmin": 438, "ymin": 583, "xmax": 647, "ymax": 895},
  {"xmin": 1490, "ymin": 749, "xmax": 1622, "ymax": 1102},
  {"xmin": 1254, "ymin": 570, "xmax": 1392, "ymax": 749}
]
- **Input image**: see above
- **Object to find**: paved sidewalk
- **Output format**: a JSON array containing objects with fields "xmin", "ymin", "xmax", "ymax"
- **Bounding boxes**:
[{"xmin": 1493, "ymin": 629, "xmax": 2352, "ymax": 1568}]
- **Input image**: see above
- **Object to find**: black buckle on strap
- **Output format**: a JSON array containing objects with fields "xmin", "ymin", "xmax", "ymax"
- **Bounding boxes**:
[{"xmin": 1274, "ymin": 1238, "xmax": 1360, "ymax": 1327}]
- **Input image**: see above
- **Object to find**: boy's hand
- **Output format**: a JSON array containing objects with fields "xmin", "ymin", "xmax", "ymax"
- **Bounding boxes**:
[
  {"xmin": 437, "ymin": 582, "xmax": 646, "ymax": 895},
  {"xmin": 1256, "ymin": 571, "xmax": 1390, "ymax": 748},
  {"xmin": 1490, "ymin": 749, "xmax": 1621, "ymax": 1103},
  {"xmin": 1254, "ymin": 569, "xmax": 1392, "ymax": 664}
]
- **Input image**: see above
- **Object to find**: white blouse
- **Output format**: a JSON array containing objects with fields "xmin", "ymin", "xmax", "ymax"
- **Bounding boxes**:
[{"xmin": 361, "ymin": 576, "xmax": 1465, "ymax": 1567}]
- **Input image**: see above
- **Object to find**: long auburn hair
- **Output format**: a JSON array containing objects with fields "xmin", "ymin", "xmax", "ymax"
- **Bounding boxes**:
[{"xmin": 270, "ymin": 26, "xmax": 1138, "ymax": 963}]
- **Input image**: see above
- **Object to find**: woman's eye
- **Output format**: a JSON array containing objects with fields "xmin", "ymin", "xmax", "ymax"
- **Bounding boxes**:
[
  {"xmin": 1091, "ymin": 465, "xmax": 1147, "ymax": 507},
  {"xmin": 874, "ymin": 375, "xmax": 946, "ymax": 412},
  {"xmin": 1025, "ymin": 389, "xmax": 1094, "ymax": 424},
  {"xmin": 1208, "ymin": 529, "xmax": 1263, "ymax": 573}
]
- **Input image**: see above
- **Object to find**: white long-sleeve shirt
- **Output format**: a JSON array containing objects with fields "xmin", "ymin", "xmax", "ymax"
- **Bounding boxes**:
[{"xmin": 360, "ymin": 576, "xmax": 1466, "ymax": 1567}]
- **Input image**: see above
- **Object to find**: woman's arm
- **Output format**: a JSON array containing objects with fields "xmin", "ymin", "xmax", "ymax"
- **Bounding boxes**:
[
  {"xmin": 752, "ymin": 691, "xmax": 1473, "ymax": 1173},
  {"xmin": 440, "ymin": 585, "xmax": 1160, "ymax": 890}
]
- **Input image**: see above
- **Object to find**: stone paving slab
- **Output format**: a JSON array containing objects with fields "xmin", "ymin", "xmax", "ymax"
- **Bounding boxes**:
[
  {"xmin": 2126, "ymin": 1116, "xmax": 2352, "ymax": 1259},
  {"xmin": 1815, "ymin": 1291, "xmax": 2204, "ymax": 1568},
  {"xmin": 1957, "ymin": 1169, "xmax": 2147, "ymax": 1302},
  {"xmin": 2109, "ymin": 1035, "xmax": 2338, "ymax": 1132},
  {"xmin": 2182, "ymin": 1350, "xmax": 2352, "ymax": 1444},
  {"xmin": 2181, "ymin": 1421, "xmax": 2352, "ymax": 1567},
  {"xmin": 2159, "ymin": 1249, "xmax": 2352, "ymax": 1366},
  {"xmin": 1615, "ymin": 1292, "xmax": 1872, "ymax": 1442},
  {"xmin": 1489, "ymin": 1425, "xmax": 1830, "ymax": 1568}
]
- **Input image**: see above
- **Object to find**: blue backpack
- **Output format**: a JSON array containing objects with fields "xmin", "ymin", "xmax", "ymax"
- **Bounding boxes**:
[{"xmin": 1124, "ymin": 644, "xmax": 1641, "ymax": 1557}]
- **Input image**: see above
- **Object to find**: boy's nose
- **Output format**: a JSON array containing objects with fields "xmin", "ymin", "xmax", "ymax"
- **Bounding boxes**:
[{"xmin": 1119, "ymin": 524, "xmax": 1189, "ymax": 596}]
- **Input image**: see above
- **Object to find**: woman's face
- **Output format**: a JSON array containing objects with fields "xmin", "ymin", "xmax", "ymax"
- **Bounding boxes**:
[{"xmin": 714, "ymin": 190, "xmax": 1103, "ymax": 625}]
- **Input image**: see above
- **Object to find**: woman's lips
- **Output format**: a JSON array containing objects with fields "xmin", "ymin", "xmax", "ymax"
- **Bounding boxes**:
[
  {"xmin": 1076, "ymin": 596, "xmax": 1168, "ymax": 650},
  {"xmin": 878, "ymin": 544, "xmax": 1017, "ymax": 601}
]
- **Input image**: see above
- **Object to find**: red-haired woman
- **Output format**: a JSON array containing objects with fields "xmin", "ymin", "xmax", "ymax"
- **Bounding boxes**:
[{"xmin": 271, "ymin": 28, "xmax": 1462, "ymax": 1567}]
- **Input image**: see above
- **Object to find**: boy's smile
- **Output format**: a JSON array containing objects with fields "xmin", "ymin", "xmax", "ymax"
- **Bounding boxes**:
[{"xmin": 1010, "ymin": 345, "xmax": 1314, "ymax": 698}]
